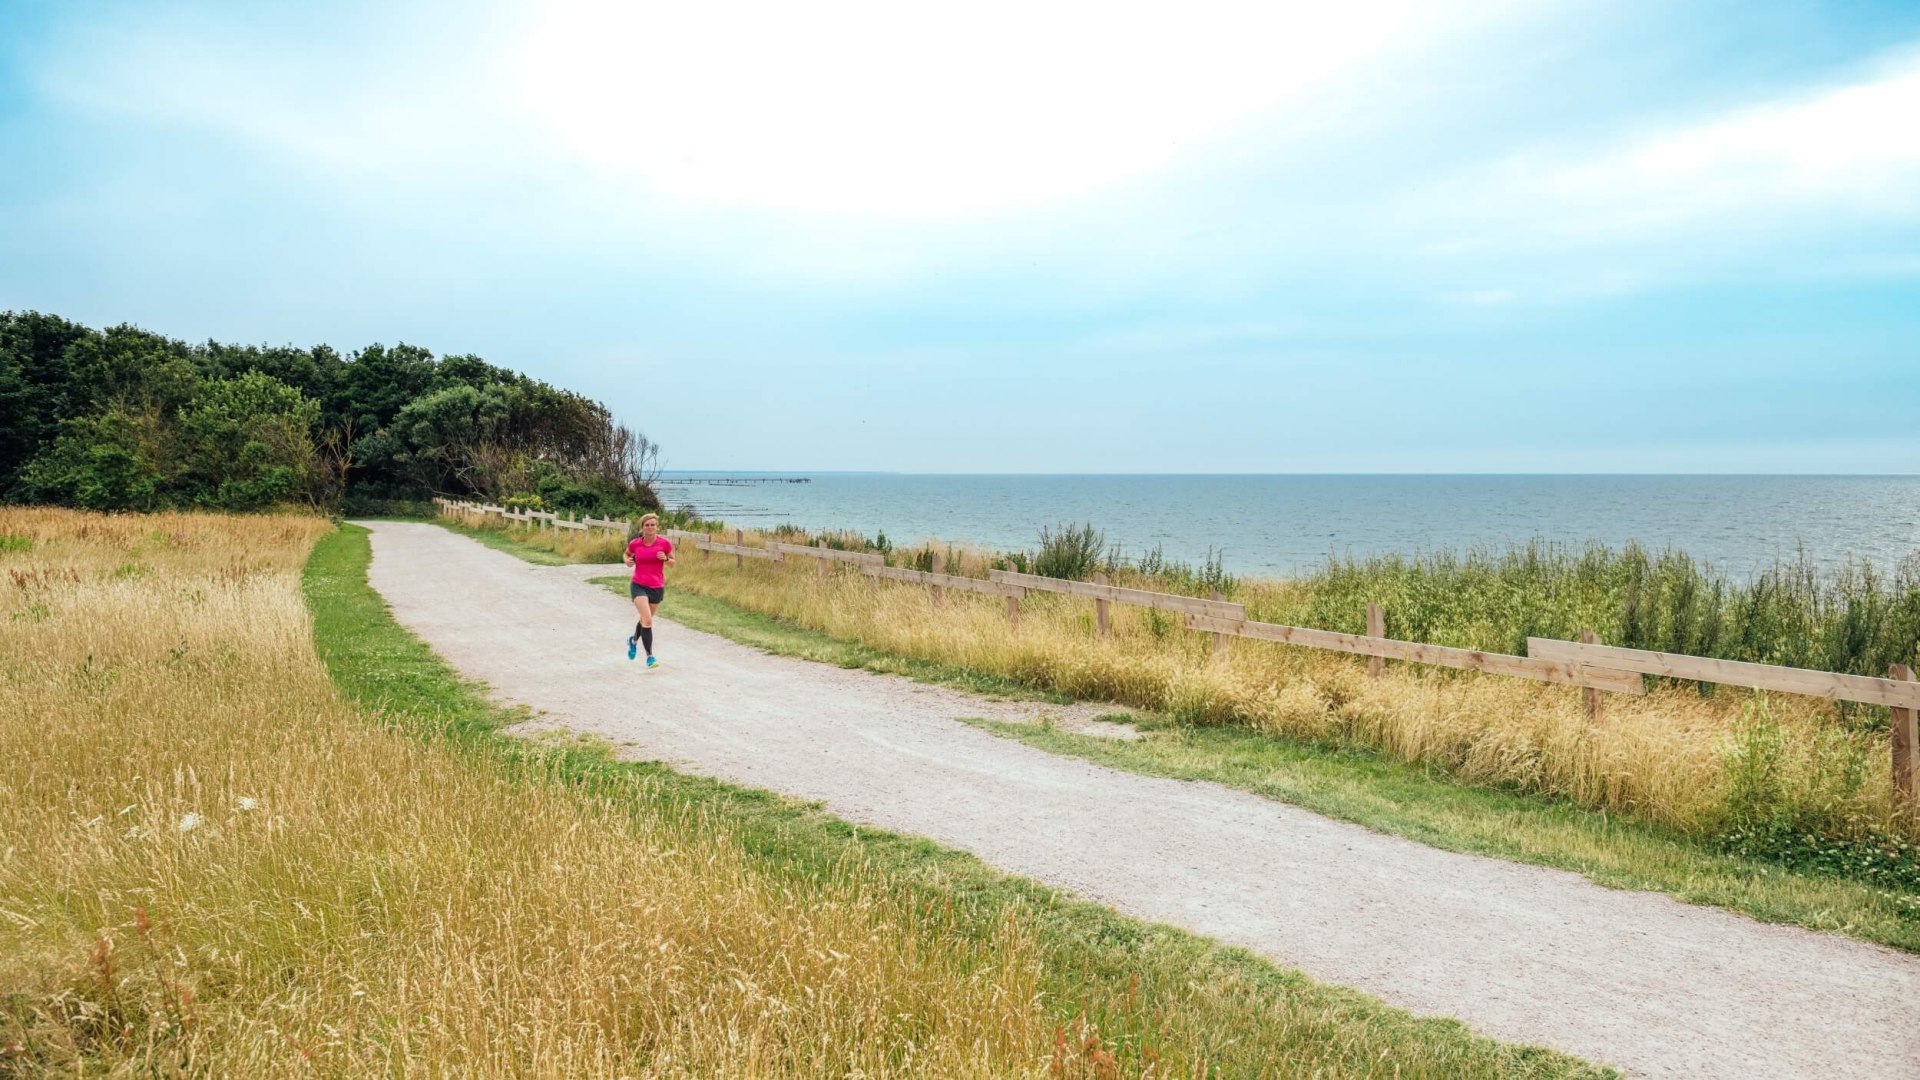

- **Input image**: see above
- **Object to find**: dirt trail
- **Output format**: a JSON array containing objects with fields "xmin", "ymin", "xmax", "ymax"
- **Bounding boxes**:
[{"xmin": 362, "ymin": 521, "xmax": 1920, "ymax": 1079}]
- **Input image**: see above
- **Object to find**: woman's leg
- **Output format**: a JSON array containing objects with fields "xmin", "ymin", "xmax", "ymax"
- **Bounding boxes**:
[{"xmin": 632, "ymin": 594, "xmax": 656, "ymax": 656}]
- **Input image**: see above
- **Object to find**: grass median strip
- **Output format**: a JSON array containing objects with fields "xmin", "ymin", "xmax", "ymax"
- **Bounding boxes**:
[{"xmin": 559, "ymin": 562, "xmax": 1920, "ymax": 955}]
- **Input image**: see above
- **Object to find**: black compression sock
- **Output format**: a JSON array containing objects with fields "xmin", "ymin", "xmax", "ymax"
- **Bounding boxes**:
[
  {"xmin": 635, "ymin": 621, "xmax": 644, "ymax": 641},
  {"xmin": 639, "ymin": 625, "xmax": 654, "ymax": 655}
]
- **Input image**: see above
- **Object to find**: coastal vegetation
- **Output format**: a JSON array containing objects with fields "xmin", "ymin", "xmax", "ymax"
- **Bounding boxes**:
[
  {"xmin": 0, "ymin": 507, "xmax": 1601, "ymax": 1077},
  {"xmin": 445, "ymin": 513, "xmax": 1913, "ymax": 893},
  {"xmin": 564, "ymin": 577, "xmax": 1920, "ymax": 952},
  {"xmin": 0, "ymin": 311, "xmax": 659, "ymax": 516},
  {"xmin": 1288, "ymin": 542, "xmax": 1920, "ymax": 682},
  {"xmin": 733, "ymin": 520, "xmax": 1920, "ymax": 683}
]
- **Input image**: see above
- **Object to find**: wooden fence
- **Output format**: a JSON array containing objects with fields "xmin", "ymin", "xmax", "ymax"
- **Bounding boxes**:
[
  {"xmin": 654, "ymin": 525, "xmax": 1920, "ymax": 808},
  {"xmin": 435, "ymin": 497, "xmax": 632, "ymax": 536}
]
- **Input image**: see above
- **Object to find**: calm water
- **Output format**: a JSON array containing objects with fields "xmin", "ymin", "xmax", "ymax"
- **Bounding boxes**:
[{"xmin": 653, "ymin": 474, "xmax": 1920, "ymax": 580}]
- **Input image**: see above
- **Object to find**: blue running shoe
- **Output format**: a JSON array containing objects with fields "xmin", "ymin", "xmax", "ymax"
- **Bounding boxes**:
[
  {"xmin": 646, "ymin": 655, "xmax": 658, "ymax": 669},
  {"xmin": 626, "ymin": 635, "xmax": 637, "ymax": 660}
]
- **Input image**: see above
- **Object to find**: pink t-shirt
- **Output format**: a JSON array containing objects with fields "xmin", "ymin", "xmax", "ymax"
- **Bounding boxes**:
[{"xmin": 627, "ymin": 535, "xmax": 673, "ymax": 588}]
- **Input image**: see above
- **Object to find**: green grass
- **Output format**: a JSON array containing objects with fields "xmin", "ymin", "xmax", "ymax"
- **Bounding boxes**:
[
  {"xmin": 318, "ymin": 523, "xmax": 1604, "ymax": 1077},
  {"xmin": 571, "ymin": 562, "xmax": 1920, "ymax": 954},
  {"xmin": 971, "ymin": 717, "xmax": 1920, "ymax": 949}
]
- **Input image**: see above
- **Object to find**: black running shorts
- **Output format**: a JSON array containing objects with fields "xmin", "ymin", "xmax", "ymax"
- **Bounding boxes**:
[{"xmin": 629, "ymin": 583, "xmax": 665, "ymax": 605}]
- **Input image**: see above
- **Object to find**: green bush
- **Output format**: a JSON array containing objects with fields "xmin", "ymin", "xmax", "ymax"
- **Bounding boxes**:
[
  {"xmin": 1033, "ymin": 522, "xmax": 1106, "ymax": 580},
  {"xmin": 175, "ymin": 371, "xmax": 321, "ymax": 510},
  {"xmin": 1134, "ymin": 544, "xmax": 1237, "ymax": 597},
  {"xmin": 337, "ymin": 495, "xmax": 433, "ymax": 518},
  {"xmin": 16, "ymin": 408, "xmax": 169, "ymax": 511}
]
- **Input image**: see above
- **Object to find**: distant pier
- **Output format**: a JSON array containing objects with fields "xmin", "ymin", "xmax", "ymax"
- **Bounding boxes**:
[{"xmin": 656, "ymin": 476, "xmax": 811, "ymax": 486}]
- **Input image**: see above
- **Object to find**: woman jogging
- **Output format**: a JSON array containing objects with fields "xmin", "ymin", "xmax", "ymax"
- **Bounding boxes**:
[{"xmin": 623, "ymin": 513, "xmax": 674, "ymax": 667}]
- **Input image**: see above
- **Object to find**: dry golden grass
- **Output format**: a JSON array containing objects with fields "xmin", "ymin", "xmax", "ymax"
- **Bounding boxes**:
[
  {"xmin": 3, "ymin": 507, "xmax": 1607, "ymax": 1078},
  {"xmin": 0, "ymin": 508, "xmax": 1056, "ymax": 1076},
  {"xmin": 663, "ymin": 529, "xmax": 1903, "ymax": 841}
]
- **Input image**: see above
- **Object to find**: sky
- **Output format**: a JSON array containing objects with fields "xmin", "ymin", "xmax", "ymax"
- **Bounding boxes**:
[{"xmin": 2, "ymin": 0, "xmax": 1918, "ymax": 473}]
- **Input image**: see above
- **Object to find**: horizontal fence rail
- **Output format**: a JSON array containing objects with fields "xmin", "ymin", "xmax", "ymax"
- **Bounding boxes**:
[
  {"xmin": 1187, "ymin": 615, "xmax": 1644, "ymax": 695},
  {"xmin": 987, "ymin": 569, "xmax": 1247, "ymax": 621},
  {"xmin": 769, "ymin": 541, "xmax": 886, "ymax": 567},
  {"xmin": 1528, "ymin": 638, "xmax": 1920, "ymax": 710},
  {"xmin": 435, "ymin": 497, "xmax": 630, "ymax": 535},
  {"xmin": 699, "ymin": 540, "xmax": 780, "ymax": 560},
  {"xmin": 865, "ymin": 563, "xmax": 1029, "ymax": 598}
]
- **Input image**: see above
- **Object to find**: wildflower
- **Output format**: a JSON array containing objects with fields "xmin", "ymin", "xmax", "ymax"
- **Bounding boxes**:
[
  {"xmin": 177, "ymin": 812, "xmax": 202, "ymax": 833},
  {"xmin": 235, "ymin": 796, "xmax": 259, "ymax": 812}
]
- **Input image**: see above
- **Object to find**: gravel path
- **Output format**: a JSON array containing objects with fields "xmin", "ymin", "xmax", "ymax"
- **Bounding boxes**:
[{"xmin": 362, "ymin": 522, "xmax": 1920, "ymax": 1079}]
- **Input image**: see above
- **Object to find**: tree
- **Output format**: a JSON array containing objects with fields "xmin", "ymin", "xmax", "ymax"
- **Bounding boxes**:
[
  {"xmin": 389, "ymin": 383, "xmax": 513, "ymax": 493},
  {"xmin": 0, "ymin": 311, "xmax": 664, "ymax": 513},
  {"xmin": 0, "ymin": 311, "xmax": 91, "ymax": 494},
  {"xmin": 175, "ymin": 372, "xmax": 321, "ymax": 510},
  {"xmin": 338, "ymin": 343, "xmax": 435, "ymax": 432},
  {"xmin": 64, "ymin": 323, "xmax": 201, "ymax": 416},
  {"xmin": 16, "ymin": 407, "xmax": 170, "ymax": 511},
  {"xmin": 314, "ymin": 415, "xmax": 358, "ymax": 507}
]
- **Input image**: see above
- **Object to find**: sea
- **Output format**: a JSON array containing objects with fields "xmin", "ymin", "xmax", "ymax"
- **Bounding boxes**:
[{"xmin": 651, "ymin": 473, "xmax": 1920, "ymax": 581}]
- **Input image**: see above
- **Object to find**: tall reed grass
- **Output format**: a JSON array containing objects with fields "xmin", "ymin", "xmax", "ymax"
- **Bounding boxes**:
[
  {"xmin": 660, "ymin": 528, "xmax": 1914, "ymax": 857},
  {"xmin": 1280, "ymin": 542, "xmax": 1920, "ymax": 680}
]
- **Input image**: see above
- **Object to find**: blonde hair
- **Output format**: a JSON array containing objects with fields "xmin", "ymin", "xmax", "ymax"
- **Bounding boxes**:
[{"xmin": 640, "ymin": 513, "xmax": 660, "ymax": 526}]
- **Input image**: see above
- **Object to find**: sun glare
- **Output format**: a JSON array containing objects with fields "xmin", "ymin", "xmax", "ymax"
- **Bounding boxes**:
[{"xmin": 514, "ymin": 0, "xmax": 1445, "ymax": 218}]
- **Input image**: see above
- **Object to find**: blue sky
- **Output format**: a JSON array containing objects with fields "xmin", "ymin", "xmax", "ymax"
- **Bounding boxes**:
[{"xmin": 3, "ymin": 0, "xmax": 1917, "ymax": 473}]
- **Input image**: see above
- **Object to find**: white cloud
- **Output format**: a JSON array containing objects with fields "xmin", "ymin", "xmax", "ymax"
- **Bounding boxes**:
[
  {"xmin": 513, "ymin": 0, "xmax": 1529, "ymax": 218},
  {"xmin": 1502, "ymin": 47, "xmax": 1920, "ymax": 230},
  {"xmin": 30, "ymin": 0, "xmax": 1541, "ymax": 229}
]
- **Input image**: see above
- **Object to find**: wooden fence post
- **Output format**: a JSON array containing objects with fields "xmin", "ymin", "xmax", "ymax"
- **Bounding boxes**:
[
  {"xmin": 816, "ymin": 539, "xmax": 827, "ymax": 578},
  {"xmin": 1892, "ymin": 663, "xmax": 1917, "ymax": 813},
  {"xmin": 1005, "ymin": 593, "xmax": 1020, "ymax": 630},
  {"xmin": 735, "ymin": 529, "xmax": 744, "ymax": 569},
  {"xmin": 1210, "ymin": 590, "xmax": 1231, "ymax": 660},
  {"xmin": 1580, "ymin": 629, "xmax": 1603, "ymax": 723},
  {"xmin": 1366, "ymin": 603, "xmax": 1385, "ymax": 678},
  {"xmin": 1092, "ymin": 572, "xmax": 1111, "ymax": 638},
  {"xmin": 930, "ymin": 552, "xmax": 945, "ymax": 607}
]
